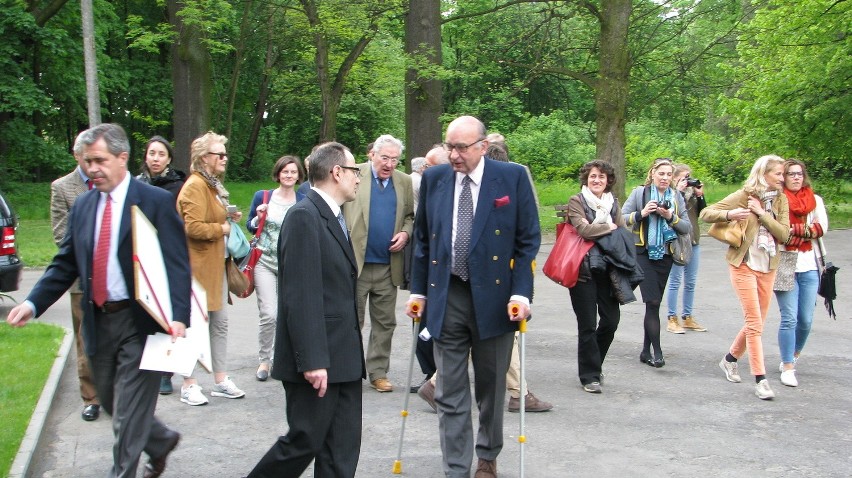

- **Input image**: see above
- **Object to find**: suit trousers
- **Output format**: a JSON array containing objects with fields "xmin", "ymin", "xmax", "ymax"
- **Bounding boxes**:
[
  {"xmin": 247, "ymin": 380, "xmax": 362, "ymax": 478},
  {"xmin": 357, "ymin": 263, "xmax": 397, "ymax": 381},
  {"xmin": 70, "ymin": 291, "xmax": 99, "ymax": 405},
  {"xmin": 569, "ymin": 271, "xmax": 621, "ymax": 385},
  {"xmin": 434, "ymin": 277, "xmax": 513, "ymax": 477},
  {"xmin": 89, "ymin": 308, "xmax": 179, "ymax": 478}
]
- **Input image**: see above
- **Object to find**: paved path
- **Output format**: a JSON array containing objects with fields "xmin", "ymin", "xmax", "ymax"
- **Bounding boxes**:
[{"xmin": 6, "ymin": 230, "xmax": 852, "ymax": 477}]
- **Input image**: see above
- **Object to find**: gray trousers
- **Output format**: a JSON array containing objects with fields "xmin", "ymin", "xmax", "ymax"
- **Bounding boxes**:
[
  {"xmin": 254, "ymin": 261, "xmax": 278, "ymax": 365},
  {"xmin": 357, "ymin": 263, "xmax": 398, "ymax": 381},
  {"xmin": 89, "ymin": 307, "xmax": 179, "ymax": 477},
  {"xmin": 434, "ymin": 278, "xmax": 513, "ymax": 477}
]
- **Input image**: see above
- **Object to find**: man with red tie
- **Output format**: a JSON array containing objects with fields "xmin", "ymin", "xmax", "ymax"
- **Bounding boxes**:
[{"xmin": 7, "ymin": 123, "xmax": 192, "ymax": 478}]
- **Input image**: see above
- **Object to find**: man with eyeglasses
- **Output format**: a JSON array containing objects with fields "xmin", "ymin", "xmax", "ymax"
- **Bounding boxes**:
[
  {"xmin": 248, "ymin": 142, "xmax": 365, "ymax": 477},
  {"xmin": 342, "ymin": 134, "xmax": 415, "ymax": 393},
  {"xmin": 406, "ymin": 116, "xmax": 541, "ymax": 477}
]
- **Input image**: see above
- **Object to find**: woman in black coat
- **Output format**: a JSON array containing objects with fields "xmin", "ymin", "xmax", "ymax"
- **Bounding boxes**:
[{"xmin": 137, "ymin": 135, "xmax": 186, "ymax": 201}]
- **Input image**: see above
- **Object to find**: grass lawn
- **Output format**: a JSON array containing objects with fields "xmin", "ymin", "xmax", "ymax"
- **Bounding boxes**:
[
  {"xmin": 0, "ymin": 322, "xmax": 65, "ymax": 477},
  {"xmin": 6, "ymin": 178, "xmax": 851, "ymax": 266}
]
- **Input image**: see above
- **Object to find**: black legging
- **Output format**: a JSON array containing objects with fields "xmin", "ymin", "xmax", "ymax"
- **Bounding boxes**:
[
  {"xmin": 644, "ymin": 300, "xmax": 662, "ymax": 358},
  {"xmin": 636, "ymin": 252, "xmax": 674, "ymax": 359}
]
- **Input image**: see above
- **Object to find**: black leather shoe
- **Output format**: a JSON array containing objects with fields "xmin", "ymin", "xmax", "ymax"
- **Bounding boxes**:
[
  {"xmin": 653, "ymin": 355, "xmax": 666, "ymax": 368},
  {"xmin": 144, "ymin": 432, "xmax": 180, "ymax": 478},
  {"xmin": 639, "ymin": 352, "xmax": 654, "ymax": 367},
  {"xmin": 81, "ymin": 404, "xmax": 100, "ymax": 421}
]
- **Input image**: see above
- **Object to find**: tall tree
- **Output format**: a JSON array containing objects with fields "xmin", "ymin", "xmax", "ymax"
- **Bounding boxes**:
[{"xmin": 404, "ymin": 0, "xmax": 443, "ymax": 163}]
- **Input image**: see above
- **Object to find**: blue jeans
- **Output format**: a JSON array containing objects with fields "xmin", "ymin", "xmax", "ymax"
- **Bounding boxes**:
[
  {"xmin": 775, "ymin": 269, "xmax": 819, "ymax": 364},
  {"xmin": 667, "ymin": 244, "xmax": 700, "ymax": 317}
]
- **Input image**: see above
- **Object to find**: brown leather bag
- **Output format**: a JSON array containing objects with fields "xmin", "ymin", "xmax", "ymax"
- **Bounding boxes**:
[{"xmin": 707, "ymin": 220, "xmax": 747, "ymax": 248}]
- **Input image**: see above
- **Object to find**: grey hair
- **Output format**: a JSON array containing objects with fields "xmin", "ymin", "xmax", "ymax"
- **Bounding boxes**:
[
  {"xmin": 79, "ymin": 124, "xmax": 130, "ymax": 156},
  {"xmin": 72, "ymin": 129, "xmax": 88, "ymax": 156},
  {"xmin": 411, "ymin": 157, "xmax": 427, "ymax": 174},
  {"xmin": 371, "ymin": 134, "xmax": 404, "ymax": 155}
]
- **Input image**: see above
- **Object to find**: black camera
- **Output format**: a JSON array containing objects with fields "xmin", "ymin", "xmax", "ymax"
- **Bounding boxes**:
[
  {"xmin": 657, "ymin": 200, "xmax": 672, "ymax": 210},
  {"xmin": 686, "ymin": 177, "xmax": 702, "ymax": 188}
]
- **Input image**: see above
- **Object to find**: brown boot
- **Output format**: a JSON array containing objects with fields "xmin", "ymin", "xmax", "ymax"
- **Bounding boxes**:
[
  {"xmin": 682, "ymin": 315, "xmax": 707, "ymax": 331},
  {"xmin": 474, "ymin": 458, "xmax": 497, "ymax": 478},
  {"xmin": 666, "ymin": 315, "xmax": 685, "ymax": 334}
]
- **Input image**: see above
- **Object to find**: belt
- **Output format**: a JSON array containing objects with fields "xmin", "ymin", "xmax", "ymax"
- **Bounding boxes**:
[{"xmin": 95, "ymin": 300, "xmax": 131, "ymax": 314}]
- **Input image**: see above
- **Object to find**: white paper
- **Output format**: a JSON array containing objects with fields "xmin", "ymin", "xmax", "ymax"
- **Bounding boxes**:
[
  {"xmin": 187, "ymin": 279, "xmax": 212, "ymax": 373},
  {"xmin": 140, "ymin": 333, "xmax": 197, "ymax": 375}
]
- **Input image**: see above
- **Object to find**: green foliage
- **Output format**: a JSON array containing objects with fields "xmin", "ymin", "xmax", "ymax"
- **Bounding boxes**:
[
  {"xmin": 508, "ymin": 111, "xmax": 595, "ymax": 181},
  {"xmin": 0, "ymin": 322, "xmax": 65, "ymax": 477}
]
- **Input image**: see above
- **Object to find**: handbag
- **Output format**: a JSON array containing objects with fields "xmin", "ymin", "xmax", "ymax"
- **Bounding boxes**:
[
  {"xmin": 234, "ymin": 191, "xmax": 272, "ymax": 299},
  {"xmin": 669, "ymin": 231, "xmax": 693, "ymax": 266},
  {"xmin": 226, "ymin": 218, "xmax": 251, "ymax": 259},
  {"xmin": 543, "ymin": 222, "xmax": 595, "ymax": 288},
  {"xmin": 226, "ymin": 256, "xmax": 252, "ymax": 297},
  {"xmin": 708, "ymin": 220, "xmax": 746, "ymax": 248},
  {"xmin": 772, "ymin": 250, "xmax": 798, "ymax": 291}
]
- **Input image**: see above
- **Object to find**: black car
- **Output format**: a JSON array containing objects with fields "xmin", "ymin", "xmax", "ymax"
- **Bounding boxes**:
[{"xmin": 0, "ymin": 187, "xmax": 23, "ymax": 292}]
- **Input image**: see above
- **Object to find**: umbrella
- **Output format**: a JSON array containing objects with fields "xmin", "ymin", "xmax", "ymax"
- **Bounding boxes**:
[{"xmin": 816, "ymin": 238, "xmax": 839, "ymax": 320}]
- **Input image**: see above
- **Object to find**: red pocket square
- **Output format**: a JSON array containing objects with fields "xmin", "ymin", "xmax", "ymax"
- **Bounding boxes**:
[{"xmin": 494, "ymin": 196, "xmax": 510, "ymax": 208}]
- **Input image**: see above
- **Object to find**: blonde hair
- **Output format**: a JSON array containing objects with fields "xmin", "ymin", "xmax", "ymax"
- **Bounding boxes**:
[
  {"xmin": 743, "ymin": 154, "xmax": 785, "ymax": 196},
  {"xmin": 672, "ymin": 163, "xmax": 692, "ymax": 178},
  {"xmin": 190, "ymin": 131, "xmax": 228, "ymax": 176},
  {"xmin": 643, "ymin": 158, "xmax": 674, "ymax": 186}
]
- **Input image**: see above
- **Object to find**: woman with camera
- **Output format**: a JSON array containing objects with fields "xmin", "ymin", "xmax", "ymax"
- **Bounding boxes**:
[
  {"xmin": 665, "ymin": 163, "xmax": 708, "ymax": 334},
  {"xmin": 622, "ymin": 158, "xmax": 691, "ymax": 368},
  {"xmin": 700, "ymin": 155, "xmax": 789, "ymax": 400}
]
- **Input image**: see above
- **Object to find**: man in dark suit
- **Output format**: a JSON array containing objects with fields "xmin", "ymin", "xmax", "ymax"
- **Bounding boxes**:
[
  {"xmin": 49, "ymin": 130, "xmax": 102, "ymax": 422},
  {"xmin": 6, "ymin": 123, "xmax": 191, "ymax": 478},
  {"xmin": 406, "ymin": 116, "xmax": 541, "ymax": 478},
  {"xmin": 248, "ymin": 142, "xmax": 365, "ymax": 478}
]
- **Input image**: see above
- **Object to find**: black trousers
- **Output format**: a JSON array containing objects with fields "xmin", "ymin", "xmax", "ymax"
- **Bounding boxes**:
[
  {"xmin": 248, "ymin": 379, "xmax": 362, "ymax": 478},
  {"xmin": 569, "ymin": 270, "xmax": 621, "ymax": 385}
]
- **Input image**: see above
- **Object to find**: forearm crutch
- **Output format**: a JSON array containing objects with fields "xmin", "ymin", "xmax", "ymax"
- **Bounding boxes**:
[
  {"xmin": 393, "ymin": 308, "xmax": 421, "ymax": 474},
  {"xmin": 516, "ymin": 307, "xmax": 527, "ymax": 478}
]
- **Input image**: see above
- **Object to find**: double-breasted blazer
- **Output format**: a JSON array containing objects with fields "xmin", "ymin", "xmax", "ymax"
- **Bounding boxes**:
[{"xmin": 410, "ymin": 159, "xmax": 541, "ymax": 341}]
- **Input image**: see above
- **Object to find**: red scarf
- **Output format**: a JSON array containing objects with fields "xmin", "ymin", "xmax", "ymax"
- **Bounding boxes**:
[{"xmin": 783, "ymin": 187, "xmax": 820, "ymax": 252}]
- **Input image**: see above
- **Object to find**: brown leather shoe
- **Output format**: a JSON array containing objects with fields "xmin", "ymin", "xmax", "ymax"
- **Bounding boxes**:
[
  {"xmin": 474, "ymin": 458, "xmax": 497, "ymax": 478},
  {"xmin": 143, "ymin": 432, "xmax": 180, "ymax": 478},
  {"xmin": 508, "ymin": 391, "xmax": 553, "ymax": 412},
  {"xmin": 417, "ymin": 380, "xmax": 437, "ymax": 412},
  {"xmin": 370, "ymin": 378, "xmax": 393, "ymax": 392}
]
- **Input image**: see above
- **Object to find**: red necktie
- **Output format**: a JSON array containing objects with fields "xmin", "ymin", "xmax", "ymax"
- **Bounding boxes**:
[
  {"xmin": 87, "ymin": 179, "xmax": 93, "ymax": 190},
  {"xmin": 92, "ymin": 194, "xmax": 111, "ymax": 307}
]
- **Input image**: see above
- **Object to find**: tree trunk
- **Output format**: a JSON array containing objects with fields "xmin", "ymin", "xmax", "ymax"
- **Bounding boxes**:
[
  {"xmin": 168, "ymin": 0, "xmax": 212, "ymax": 172},
  {"xmin": 224, "ymin": 0, "xmax": 254, "ymax": 140},
  {"xmin": 596, "ymin": 0, "xmax": 632, "ymax": 201},
  {"xmin": 81, "ymin": 0, "xmax": 101, "ymax": 127},
  {"xmin": 243, "ymin": 15, "xmax": 278, "ymax": 169},
  {"xmin": 404, "ymin": 0, "xmax": 443, "ymax": 168}
]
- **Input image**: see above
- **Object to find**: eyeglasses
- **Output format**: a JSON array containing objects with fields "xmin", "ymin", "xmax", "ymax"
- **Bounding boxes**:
[
  {"xmin": 442, "ymin": 138, "xmax": 486, "ymax": 153},
  {"xmin": 339, "ymin": 165, "xmax": 362, "ymax": 178},
  {"xmin": 209, "ymin": 152, "xmax": 228, "ymax": 160},
  {"xmin": 785, "ymin": 171, "xmax": 804, "ymax": 177},
  {"xmin": 377, "ymin": 155, "xmax": 399, "ymax": 165}
]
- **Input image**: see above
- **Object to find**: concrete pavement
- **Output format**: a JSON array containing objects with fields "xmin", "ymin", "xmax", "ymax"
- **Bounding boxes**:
[{"xmin": 5, "ymin": 230, "xmax": 852, "ymax": 477}]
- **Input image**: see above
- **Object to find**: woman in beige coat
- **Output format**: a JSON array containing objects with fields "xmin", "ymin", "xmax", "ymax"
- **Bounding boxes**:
[
  {"xmin": 176, "ymin": 132, "xmax": 245, "ymax": 405},
  {"xmin": 700, "ymin": 154, "xmax": 790, "ymax": 401}
]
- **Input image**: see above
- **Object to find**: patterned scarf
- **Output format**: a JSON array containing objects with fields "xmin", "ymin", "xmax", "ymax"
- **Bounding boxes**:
[
  {"xmin": 647, "ymin": 187, "xmax": 676, "ymax": 260},
  {"xmin": 581, "ymin": 186, "xmax": 614, "ymax": 224},
  {"xmin": 784, "ymin": 187, "xmax": 821, "ymax": 252},
  {"xmin": 756, "ymin": 190, "xmax": 778, "ymax": 257},
  {"xmin": 197, "ymin": 170, "xmax": 231, "ymax": 207}
]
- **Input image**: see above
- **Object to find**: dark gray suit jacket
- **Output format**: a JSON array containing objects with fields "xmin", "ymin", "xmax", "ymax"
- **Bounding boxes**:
[{"xmin": 272, "ymin": 189, "xmax": 366, "ymax": 383}]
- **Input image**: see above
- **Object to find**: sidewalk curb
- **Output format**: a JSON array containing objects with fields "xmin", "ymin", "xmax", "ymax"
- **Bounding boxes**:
[{"xmin": 8, "ymin": 327, "xmax": 72, "ymax": 478}]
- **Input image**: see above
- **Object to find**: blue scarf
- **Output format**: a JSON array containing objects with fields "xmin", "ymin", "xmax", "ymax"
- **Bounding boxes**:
[{"xmin": 647, "ymin": 187, "xmax": 677, "ymax": 260}]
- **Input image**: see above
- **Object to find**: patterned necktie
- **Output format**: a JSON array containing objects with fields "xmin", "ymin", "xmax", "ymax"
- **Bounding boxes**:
[
  {"xmin": 92, "ymin": 194, "xmax": 112, "ymax": 307},
  {"xmin": 377, "ymin": 178, "xmax": 385, "ymax": 191},
  {"xmin": 337, "ymin": 212, "xmax": 349, "ymax": 241},
  {"xmin": 453, "ymin": 175, "xmax": 473, "ymax": 281}
]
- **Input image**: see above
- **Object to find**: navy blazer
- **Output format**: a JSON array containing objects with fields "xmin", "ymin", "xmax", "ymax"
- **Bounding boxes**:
[
  {"xmin": 272, "ymin": 189, "xmax": 366, "ymax": 383},
  {"xmin": 410, "ymin": 159, "xmax": 541, "ymax": 341},
  {"xmin": 27, "ymin": 177, "xmax": 192, "ymax": 356},
  {"xmin": 246, "ymin": 188, "xmax": 307, "ymax": 234}
]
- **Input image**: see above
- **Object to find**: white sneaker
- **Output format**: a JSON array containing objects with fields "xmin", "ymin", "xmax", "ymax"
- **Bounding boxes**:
[
  {"xmin": 211, "ymin": 376, "xmax": 245, "ymax": 399},
  {"xmin": 719, "ymin": 358, "xmax": 741, "ymax": 383},
  {"xmin": 755, "ymin": 379, "xmax": 775, "ymax": 400},
  {"xmin": 180, "ymin": 384, "xmax": 209, "ymax": 406},
  {"xmin": 780, "ymin": 369, "xmax": 798, "ymax": 387}
]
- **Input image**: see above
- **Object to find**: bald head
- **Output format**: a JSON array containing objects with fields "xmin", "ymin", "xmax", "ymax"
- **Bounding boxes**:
[{"xmin": 425, "ymin": 147, "xmax": 449, "ymax": 167}]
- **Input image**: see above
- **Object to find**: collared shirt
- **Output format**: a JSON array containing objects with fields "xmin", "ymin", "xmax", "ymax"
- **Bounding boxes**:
[
  {"xmin": 94, "ymin": 172, "xmax": 131, "ymax": 302},
  {"xmin": 311, "ymin": 186, "xmax": 343, "ymax": 220},
  {"xmin": 370, "ymin": 164, "xmax": 390, "ymax": 189},
  {"xmin": 451, "ymin": 155, "xmax": 485, "ymax": 259},
  {"xmin": 76, "ymin": 166, "xmax": 91, "ymax": 186}
]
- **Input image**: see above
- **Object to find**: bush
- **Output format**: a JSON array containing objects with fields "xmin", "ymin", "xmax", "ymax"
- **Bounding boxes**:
[{"xmin": 508, "ymin": 111, "xmax": 595, "ymax": 178}]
